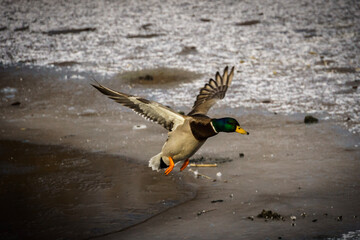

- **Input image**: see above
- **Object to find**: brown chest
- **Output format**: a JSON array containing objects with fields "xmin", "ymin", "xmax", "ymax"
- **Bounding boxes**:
[{"xmin": 189, "ymin": 120, "xmax": 217, "ymax": 141}]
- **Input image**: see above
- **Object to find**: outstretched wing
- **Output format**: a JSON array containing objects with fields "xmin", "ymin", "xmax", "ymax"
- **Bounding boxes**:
[
  {"xmin": 188, "ymin": 66, "xmax": 234, "ymax": 116},
  {"xmin": 92, "ymin": 84, "xmax": 185, "ymax": 132}
]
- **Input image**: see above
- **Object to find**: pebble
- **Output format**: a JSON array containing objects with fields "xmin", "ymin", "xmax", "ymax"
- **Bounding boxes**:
[{"xmin": 304, "ymin": 115, "xmax": 319, "ymax": 124}]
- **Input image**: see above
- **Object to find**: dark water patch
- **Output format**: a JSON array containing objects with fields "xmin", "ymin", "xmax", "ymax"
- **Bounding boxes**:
[
  {"xmin": 0, "ymin": 140, "xmax": 194, "ymax": 240},
  {"xmin": 44, "ymin": 27, "xmax": 96, "ymax": 36},
  {"xmin": 294, "ymin": 28, "xmax": 317, "ymax": 38},
  {"xmin": 139, "ymin": 23, "xmax": 153, "ymax": 30},
  {"xmin": 323, "ymin": 67, "xmax": 358, "ymax": 74},
  {"xmin": 304, "ymin": 34, "xmax": 318, "ymax": 38},
  {"xmin": 335, "ymin": 24, "xmax": 354, "ymax": 29},
  {"xmin": 335, "ymin": 88, "xmax": 357, "ymax": 95},
  {"xmin": 178, "ymin": 46, "xmax": 198, "ymax": 55},
  {"xmin": 235, "ymin": 20, "xmax": 261, "ymax": 26},
  {"xmin": 5, "ymin": 51, "xmax": 14, "ymax": 62},
  {"xmin": 200, "ymin": 18, "xmax": 211, "ymax": 22},
  {"xmin": 18, "ymin": 59, "xmax": 37, "ymax": 64},
  {"xmin": 246, "ymin": 98, "xmax": 273, "ymax": 104},
  {"xmin": 114, "ymin": 67, "xmax": 202, "ymax": 86},
  {"xmin": 50, "ymin": 61, "xmax": 80, "ymax": 67},
  {"xmin": 14, "ymin": 25, "xmax": 29, "ymax": 32},
  {"xmin": 261, "ymin": 99, "xmax": 272, "ymax": 104},
  {"xmin": 336, "ymin": 77, "xmax": 359, "ymax": 93},
  {"xmin": 126, "ymin": 33, "xmax": 165, "ymax": 39},
  {"xmin": 294, "ymin": 28, "xmax": 316, "ymax": 34},
  {"xmin": 345, "ymin": 80, "xmax": 360, "ymax": 87}
]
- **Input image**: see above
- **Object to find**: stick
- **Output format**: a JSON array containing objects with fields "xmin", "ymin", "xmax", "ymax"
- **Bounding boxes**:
[
  {"xmin": 197, "ymin": 209, "xmax": 217, "ymax": 216},
  {"xmin": 190, "ymin": 163, "xmax": 217, "ymax": 167}
]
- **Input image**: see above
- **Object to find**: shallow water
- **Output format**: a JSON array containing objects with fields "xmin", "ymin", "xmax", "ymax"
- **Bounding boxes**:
[
  {"xmin": 0, "ymin": 140, "xmax": 194, "ymax": 239},
  {"xmin": 0, "ymin": 0, "xmax": 359, "ymax": 134}
]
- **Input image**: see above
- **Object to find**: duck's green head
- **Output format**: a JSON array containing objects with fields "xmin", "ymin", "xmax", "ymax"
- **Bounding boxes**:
[{"xmin": 211, "ymin": 118, "xmax": 249, "ymax": 135}]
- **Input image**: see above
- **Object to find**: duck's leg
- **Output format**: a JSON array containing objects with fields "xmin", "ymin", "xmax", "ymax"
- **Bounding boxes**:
[
  {"xmin": 164, "ymin": 157, "xmax": 174, "ymax": 175},
  {"xmin": 180, "ymin": 159, "xmax": 190, "ymax": 171}
]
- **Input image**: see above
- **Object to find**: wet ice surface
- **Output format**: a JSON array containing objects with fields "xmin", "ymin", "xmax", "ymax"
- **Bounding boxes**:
[
  {"xmin": 0, "ymin": 140, "xmax": 193, "ymax": 240},
  {"xmin": 0, "ymin": 0, "xmax": 359, "ymax": 134},
  {"xmin": 1, "ymin": 69, "xmax": 360, "ymax": 239},
  {"xmin": 327, "ymin": 230, "xmax": 360, "ymax": 240}
]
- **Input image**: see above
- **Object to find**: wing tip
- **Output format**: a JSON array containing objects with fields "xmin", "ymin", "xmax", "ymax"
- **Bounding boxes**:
[
  {"xmin": 91, "ymin": 82, "xmax": 105, "ymax": 93},
  {"xmin": 91, "ymin": 83, "xmax": 109, "ymax": 96},
  {"xmin": 229, "ymin": 66, "xmax": 235, "ymax": 75},
  {"xmin": 226, "ymin": 66, "xmax": 235, "ymax": 86},
  {"xmin": 224, "ymin": 65, "xmax": 235, "ymax": 75},
  {"xmin": 189, "ymin": 66, "xmax": 236, "ymax": 115}
]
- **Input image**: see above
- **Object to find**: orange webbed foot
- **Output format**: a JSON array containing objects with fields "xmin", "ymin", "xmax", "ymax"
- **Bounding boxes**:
[
  {"xmin": 165, "ymin": 157, "xmax": 174, "ymax": 176},
  {"xmin": 180, "ymin": 159, "xmax": 190, "ymax": 171}
]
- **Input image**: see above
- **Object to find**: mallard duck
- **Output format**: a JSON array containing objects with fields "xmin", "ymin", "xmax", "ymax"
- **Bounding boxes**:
[{"xmin": 92, "ymin": 66, "xmax": 249, "ymax": 175}]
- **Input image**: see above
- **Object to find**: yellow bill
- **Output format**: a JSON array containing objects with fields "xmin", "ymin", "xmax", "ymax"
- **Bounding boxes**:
[{"xmin": 236, "ymin": 126, "xmax": 249, "ymax": 135}]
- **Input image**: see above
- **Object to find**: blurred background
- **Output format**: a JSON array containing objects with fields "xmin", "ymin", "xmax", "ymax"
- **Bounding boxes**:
[{"xmin": 1, "ymin": 0, "xmax": 359, "ymax": 134}]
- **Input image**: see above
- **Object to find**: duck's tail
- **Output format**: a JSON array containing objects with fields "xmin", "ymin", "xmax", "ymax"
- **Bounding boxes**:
[{"xmin": 149, "ymin": 152, "xmax": 163, "ymax": 171}]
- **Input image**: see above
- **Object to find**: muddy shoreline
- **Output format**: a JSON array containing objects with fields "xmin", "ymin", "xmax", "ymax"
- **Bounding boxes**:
[{"xmin": 0, "ymin": 66, "xmax": 360, "ymax": 239}]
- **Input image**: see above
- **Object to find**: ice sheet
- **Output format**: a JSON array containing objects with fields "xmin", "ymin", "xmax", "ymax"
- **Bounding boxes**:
[{"xmin": 1, "ymin": 0, "xmax": 359, "ymax": 133}]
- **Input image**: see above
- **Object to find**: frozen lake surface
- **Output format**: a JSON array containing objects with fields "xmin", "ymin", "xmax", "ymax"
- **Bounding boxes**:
[{"xmin": 1, "ymin": 0, "xmax": 359, "ymax": 134}]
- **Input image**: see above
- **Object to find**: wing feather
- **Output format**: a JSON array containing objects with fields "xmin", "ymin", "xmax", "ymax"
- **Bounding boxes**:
[
  {"xmin": 92, "ymin": 84, "xmax": 185, "ymax": 131},
  {"xmin": 188, "ymin": 66, "xmax": 234, "ymax": 115}
]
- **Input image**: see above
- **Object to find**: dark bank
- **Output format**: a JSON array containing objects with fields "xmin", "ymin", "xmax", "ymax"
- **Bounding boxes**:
[{"xmin": 0, "ymin": 140, "xmax": 194, "ymax": 240}]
